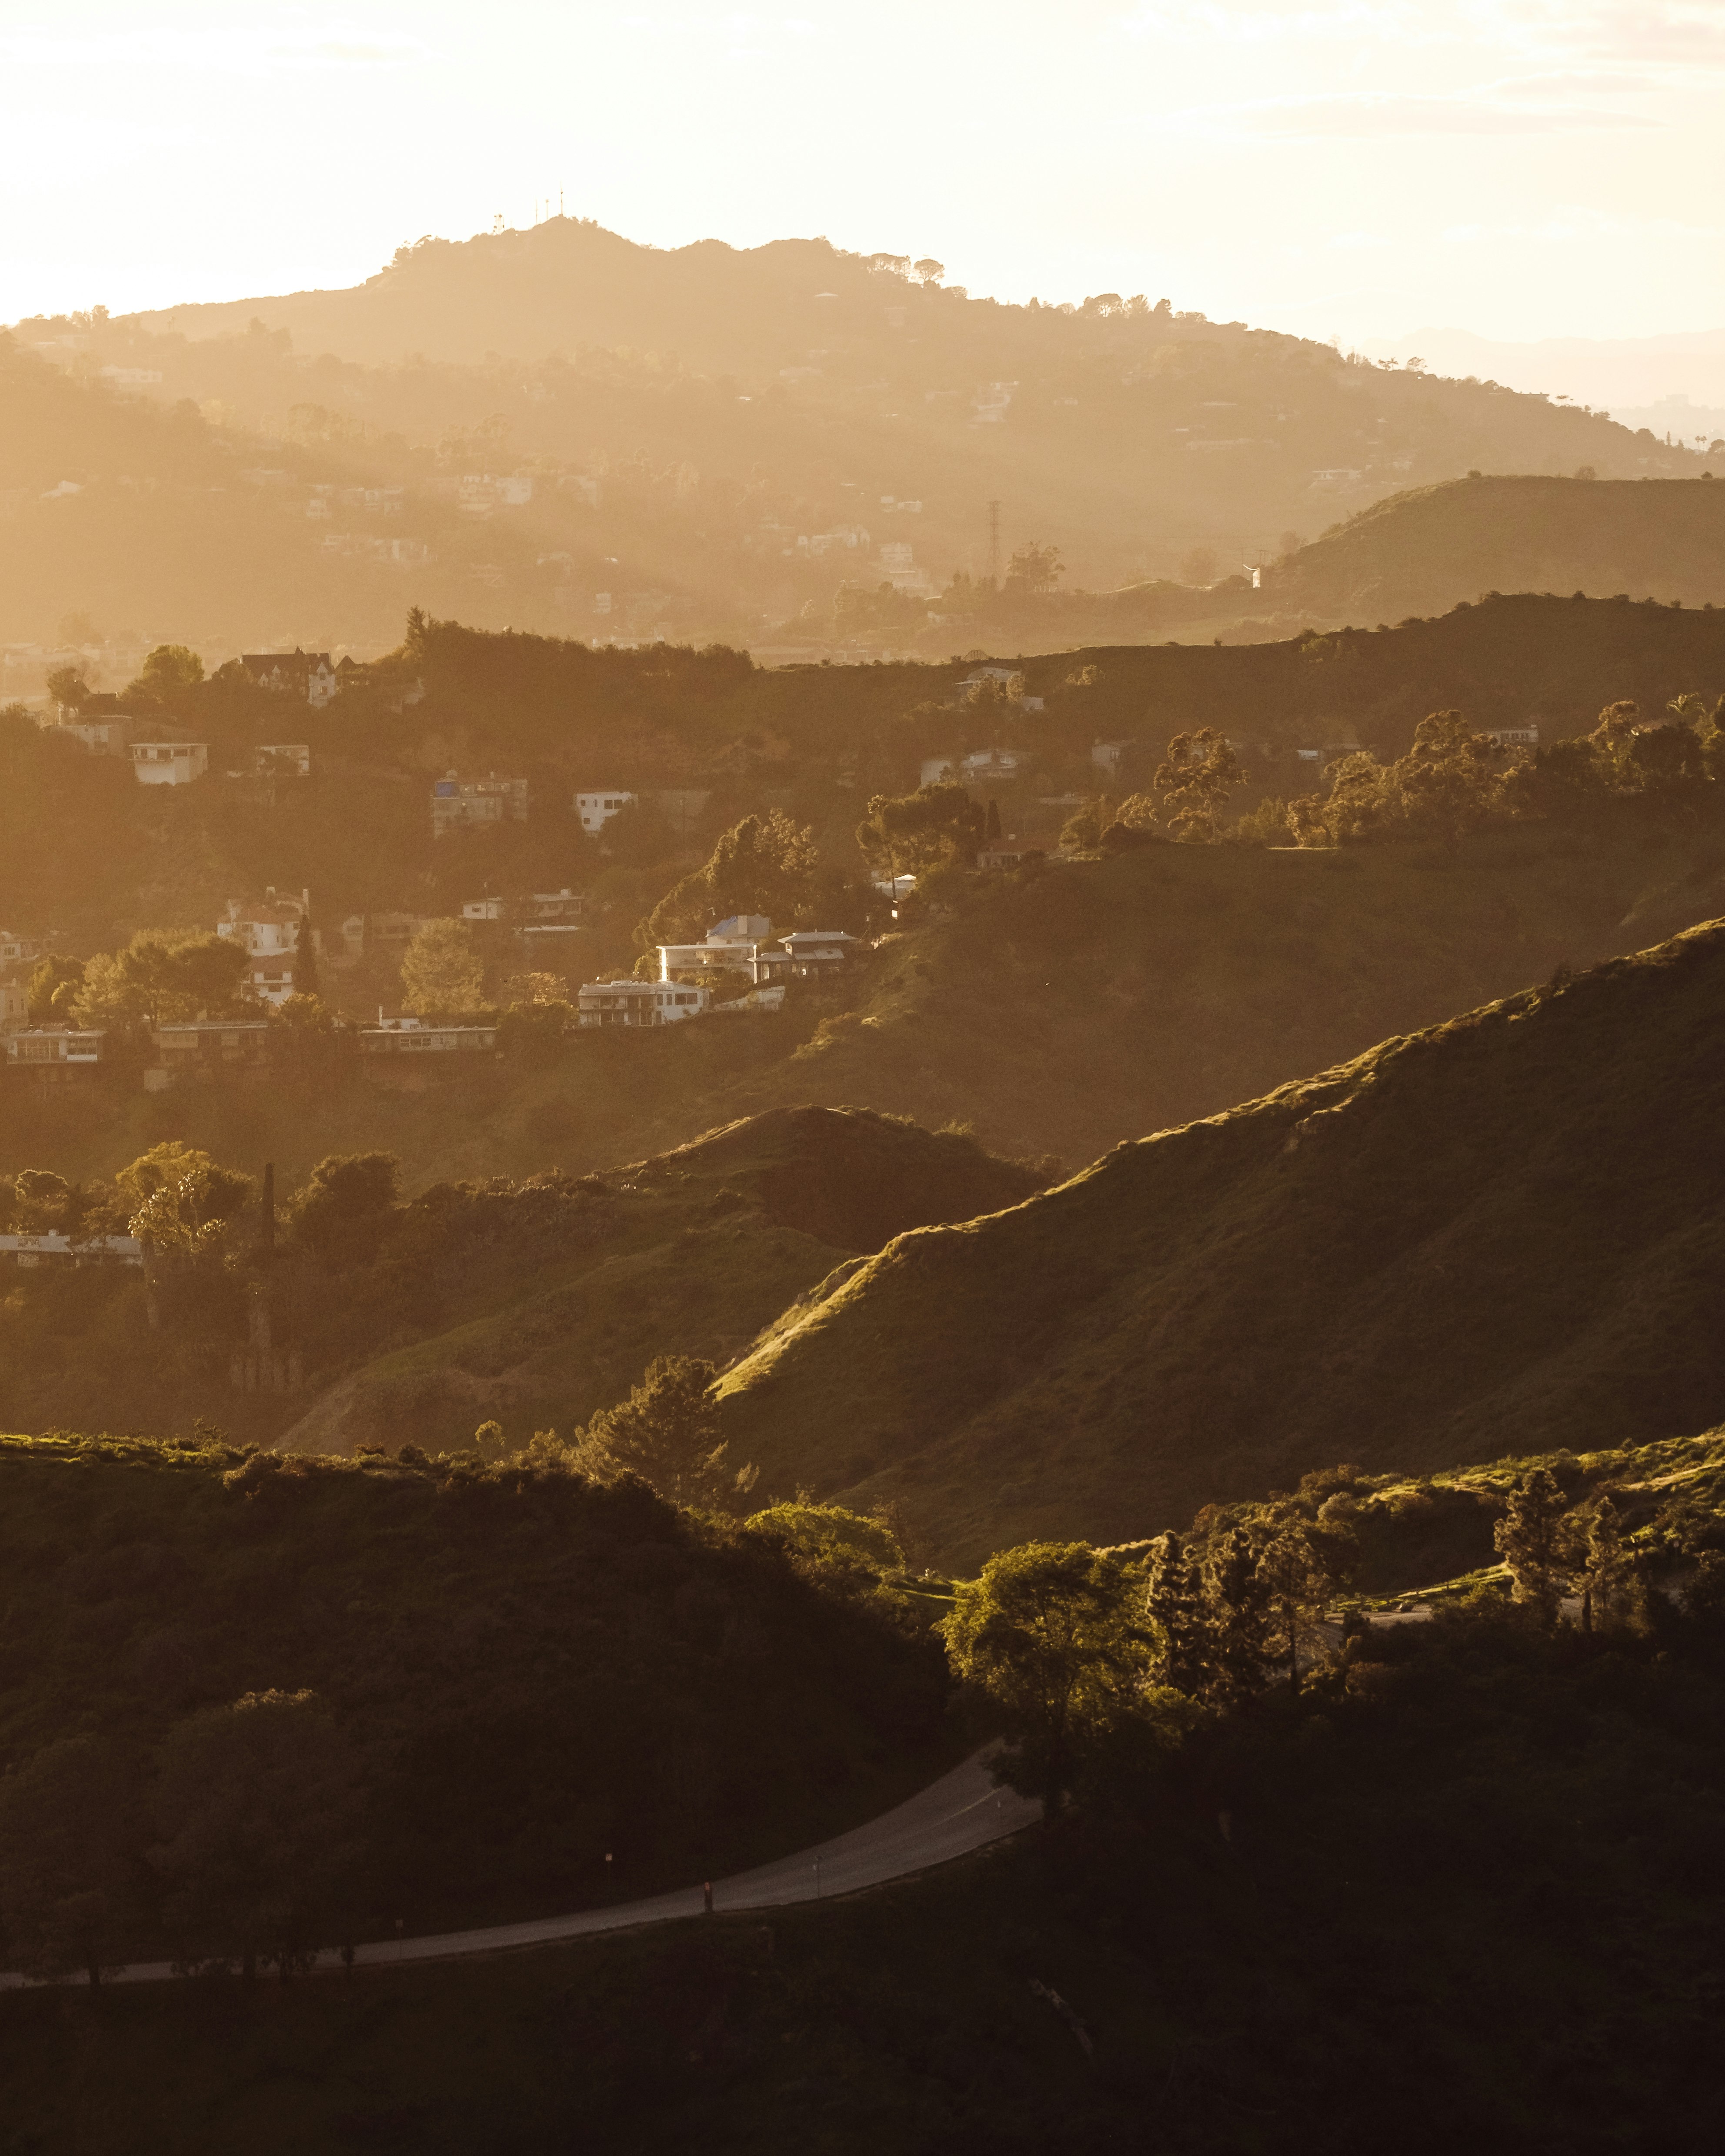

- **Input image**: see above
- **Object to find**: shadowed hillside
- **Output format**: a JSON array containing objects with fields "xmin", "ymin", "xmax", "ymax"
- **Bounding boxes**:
[{"xmin": 716, "ymin": 918, "xmax": 1725, "ymax": 1565}]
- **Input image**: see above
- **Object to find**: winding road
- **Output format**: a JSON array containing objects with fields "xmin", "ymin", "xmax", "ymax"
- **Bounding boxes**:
[{"xmin": 2, "ymin": 1747, "xmax": 1041, "ymax": 1990}]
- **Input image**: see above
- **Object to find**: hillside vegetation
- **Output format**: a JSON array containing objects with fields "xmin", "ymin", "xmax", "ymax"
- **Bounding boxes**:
[
  {"xmin": 0, "ymin": 1429, "xmax": 946, "ymax": 1966},
  {"xmin": 1263, "ymin": 474, "xmax": 1725, "ymax": 622},
  {"xmin": 0, "ymin": 1110, "xmax": 1041, "ymax": 1453},
  {"xmin": 6, "ymin": 216, "xmax": 1702, "ymax": 653},
  {"xmin": 715, "ymin": 917, "xmax": 1725, "ymax": 1564}
]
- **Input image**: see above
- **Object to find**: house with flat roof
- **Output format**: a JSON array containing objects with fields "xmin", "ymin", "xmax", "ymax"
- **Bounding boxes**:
[
  {"xmin": 130, "ymin": 740, "xmax": 208, "ymax": 786},
  {"xmin": 575, "ymin": 789, "xmax": 636, "ymax": 835},
  {"xmin": 577, "ymin": 980, "xmax": 710, "ymax": 1028},
  {"xmin": 433, "ymin": 772, "xmax": 529, "ymax": 837}
]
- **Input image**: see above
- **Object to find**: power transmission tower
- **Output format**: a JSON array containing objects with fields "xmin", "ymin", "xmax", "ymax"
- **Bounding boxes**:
[{"xmin": 986, "ymin": 500, "xmax": 1001, "ymax": 586}]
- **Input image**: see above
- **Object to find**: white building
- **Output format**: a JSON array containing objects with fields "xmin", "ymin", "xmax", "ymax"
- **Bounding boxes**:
[
  {"xmin": 1483, "ymin": 724, "xmax": 1539, "ymax": 749},
  {"xmin": 255, "ymin": 743, "xmax": 311, "ymax": 777},
  {"xmin": 216, "ymin": 889, "xmax": 314, "ymax": 1007},
  {"xmin": 575, "ymin": 789, "xmax": 636, "ymax": 835},
  {"xmin": 461, "ymin": 897, "xmax": 507, "ymax": 923},
  {"xmin": 130, "ymin": 741, "xmax": 209, "ymax": 786},
  {"xmin": 577, "ymin": 980, "xmax": 710, "ymax": 1028},
  {"xmin": 0, "ymin": 1232, "xmax": 142, "ymax": 1268},
  {"xmin": 5, "ymin": 1027, "xmax": 103, "ymax": 1069}
]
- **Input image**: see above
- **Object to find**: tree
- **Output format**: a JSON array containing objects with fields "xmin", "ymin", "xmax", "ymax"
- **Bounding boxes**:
[
  {"xmin": 984, "ymin": 800, "xmax": 1002, "ymax": 843},
  {"xmin": 150, "ymin": 1690, "xmax": 364, "ymax": 1984},
  {"xmin": 941, "ymin": 1542, "xmax": 1149, "ymax": 1816},
  {"xmin": 0, "ymin": 1736, "xmax": 144, "ymax": 1988},
  {"xmin": 291, "ymin": 910, "xmax": 321, "ymax": 1004},
  {"xmin": 27, "ymin": 953, "xmax": 83, "ymax": 1022},
  {"xmin": 575, "ymin": 1356, "xmax": 757, "ymax": 1512},
  {"xmin": 1578, "ymin": 1493, "xmax": 1634, "ymax": 1631},
  {"xmin": 286, "ymin": 1153, "xmax": 399, "ymax": 1266},
  {"xmin": 73, "ymin": 930, "xmax": 248, "ymax": 1026},
  {"xmin": 1256, "ymin": 1524, "xmax": 1335, "ymax": 1695},
  {"xmin": 126, "ymin": 644, "xmax": 205, "ymax": 708},
  {"xmin": 45, "ymin": 663, "xmax": 92, "ymax": 711},
  {"xmin": 1204, "ymin": 1525, "xmax": 1272, "ymax": 1699},
  {"xmin": 400, "ymin": 918, "xmax": 486, "ymax": 1016},
  {"xmin": 1004, "ymin": 543, "xmax": 1063, "ymax": 597},
  {"xmin": 1143, "ymin": 1533, "xmax": 1214, "ymax": 1694},
  {"xmin": 12, "ymin": 1168, "xmax": 71, "ymax": 1227},
  {"xmin": 855, "ymin": 783, "xmax": 985, "ymax": 880},
  {"xmin": 1494, "ymin": 1467, "xmax": 1572, "ymax": 1623},
  {"xmin": 913, "ymin": 259, "xmax": 945, "ymax": 285},
  {"xmin": 1153, "ymin": 728, "xmax": 1242, "ymax": 841},
  {"xmin": 118, "ymin": 1142, "xmax": 252, "ymax": 1261},
  {"xmin": 639, "ymin": 810, "xmax": 819, "ymax": 950}
]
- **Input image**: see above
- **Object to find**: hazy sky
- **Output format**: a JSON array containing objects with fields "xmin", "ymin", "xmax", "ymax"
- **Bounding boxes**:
[{"xmin": 3, "ymin": 1, "xmax": 1721, "ymax": 344}]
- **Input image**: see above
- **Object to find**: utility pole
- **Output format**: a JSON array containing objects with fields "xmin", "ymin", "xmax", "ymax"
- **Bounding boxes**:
[{"xmin": 986, "ymin": 500, "xmax": 1001, "ymax": 586}]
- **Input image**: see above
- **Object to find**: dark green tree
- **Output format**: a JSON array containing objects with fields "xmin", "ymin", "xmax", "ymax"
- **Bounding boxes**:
[
  {"xmin": 1204, "ymin": 1525, "xmax": 1272, "ymax": 1698},
  {"xmin": 1494, "ymin": 1467, "xmax": 1572, "ymax": 1623},
  {"xmin": 292, "ymin": 910, "xmax": 321, "ymax": 1004},
  {"xmin": 641, "ymin": 810, "xmax": 819, "ymax": 949},
  {"xmin": 856, "ymin": 783, "xmax": 985, "ymax": 880},
  {"xmin": 0, "ymin": 1736, "xmax": 144, "ymax": 1988},
  {"xmin": 1143, "ymin": 1532, "xmax": 1214, "ymax": 1694},
  {"xmin": 150, "ymin": 1689, "xmax": 364, "ymax": 1984},
  {"xmin": 285, "ymin": 1153, "xmax": 400, "ymax": 1267}
]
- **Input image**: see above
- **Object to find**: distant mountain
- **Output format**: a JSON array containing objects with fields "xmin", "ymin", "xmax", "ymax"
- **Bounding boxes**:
[
  {"xmin": 3, "ymin": 220, "xmax": 1705, "ymax": 658},
  {"xmin": 714, "ymin": 919, "xmax": 1725, "ymax": 1565},
  {"xmin": 1260, "ymin": 475, "xmax": 1725, "ymax": 623},
  {"xmin": 1360, "ymin": 323, "xmax": 1725, "ymax": 417}
]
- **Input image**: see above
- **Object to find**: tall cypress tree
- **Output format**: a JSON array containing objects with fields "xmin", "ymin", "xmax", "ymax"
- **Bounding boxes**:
[
  {"xmin": 1144, "ymin": 1532, "xmax": 1213, "ymax": 1695},
  {"xmin": 292, "ymin": 909, "xmax": 321, "ymax": 1004},
  {"xmin": 1494, "ymin": 1467, "xmax": 1572, "ymax": 1622}
]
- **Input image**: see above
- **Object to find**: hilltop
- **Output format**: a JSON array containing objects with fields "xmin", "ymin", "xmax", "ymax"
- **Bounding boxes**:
[
  {"xmin": 5, "ymin": 219, "xmax": 1702, "ymax": 655},
  {"xmin": 0, "ymin": 1108, "xmax": 1041, "ymax": 1453},
  {"xmin": 714, "ymin": 917, "xmax": 1725, "ymax": 1565},
  {"xmin": 1261, "ymin": 474, "xmax": 1725, "ymax": 623}
]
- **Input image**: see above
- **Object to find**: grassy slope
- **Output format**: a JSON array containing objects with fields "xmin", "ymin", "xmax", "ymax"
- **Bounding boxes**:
[
  {"xmin": 1265, "ymin": 473, "xmax": 1725, "ymax": 618},
  {"xmin": 715, "ymin": 916, "xmax": 1725, "ymax": 1566}
]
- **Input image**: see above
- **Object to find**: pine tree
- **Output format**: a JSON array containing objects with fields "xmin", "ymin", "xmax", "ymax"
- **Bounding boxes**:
[
  {"xmin": 1204, "ymin": 1525, "xmax": 1271, "ymax": 1698},
  {"xmin": 985, "ymin": 799, "xmax": 1002, "ymax": 843},
  {"xmin": 292, "ymin": 909, "xmax": 321, "ymax": 1004},
  {"xmin": 1144, "ymin": 1532, "xmax": 1213, "ymax": 1694},
  {"xmin": 1580, "ymin": 1492, "xmax": 1632, "ymax": 1630},
  {"xmin": 1494, "ymin": 1467, "xmax": 1572, "ymax": 1622}
]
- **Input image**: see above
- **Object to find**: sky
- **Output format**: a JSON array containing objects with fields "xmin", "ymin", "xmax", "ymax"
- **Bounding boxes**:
[{"xmin": 3, "ymin": 0, "xmax": 1722, "ymax": 350}]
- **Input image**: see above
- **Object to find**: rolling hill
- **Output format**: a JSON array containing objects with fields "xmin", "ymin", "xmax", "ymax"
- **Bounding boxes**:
[
  {"xmin": 0, "ymin": 1109, "xmax": 1041, "ymax": 1453},
  {"xmin": 714, "ymin": 917, "xmax": 1725, "ymax": 1566},
  {"xmin": 1261, "ymin": 475, "xmax": 1725, "ymax": 623}
]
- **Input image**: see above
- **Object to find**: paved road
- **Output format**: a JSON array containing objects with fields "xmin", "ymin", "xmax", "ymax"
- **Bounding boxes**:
[{"xmin": 3, "ymin": 1748, "xmax": 1041, "ymax": 1990}]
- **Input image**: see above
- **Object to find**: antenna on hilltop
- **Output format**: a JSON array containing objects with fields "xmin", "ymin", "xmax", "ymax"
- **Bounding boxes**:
[{"xmin": 986, "ymin": 499, "xmax": 1001, "ymax": 586}]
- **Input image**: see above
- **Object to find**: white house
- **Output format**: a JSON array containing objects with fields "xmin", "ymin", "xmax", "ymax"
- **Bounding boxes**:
[
  {"xmin": 575, "ymin": 789, "xmax": 637, "ymax": 835},
  {"xmin": 0, "ymin": 930, "xmax": 43, "ymax": 967},
  {"xmin": 5, "ymin": 1027, "xmax": 104, "ymax": 1068},
  {"xmin": 1483, "ymin": 724, "xmax": 1539, "ymax": 749},
  {"xmin": 216, "ymin": 889, "xmax": 314, "ymax": 1007},
  {"xmin": 0, "ymin": 1231, "xmax": 142, "ymax": 1268},
  {"xmin": 130, "ymin": 741, "xmax": 209, "ymax": 786},
  {"xmin": 461, "ymin": 897, "xmax": 507, "ymax": 923},
  {"xmin": 921, "ymin": 748, "xmax": 1029, "ymax": 788},
  {"xmin": 577, "ymin": 980, "xmax": 710, "ymax": 1028},
  {"xmin": 778, "ymin": 930, "xmax": 856, "ymax": 976}
]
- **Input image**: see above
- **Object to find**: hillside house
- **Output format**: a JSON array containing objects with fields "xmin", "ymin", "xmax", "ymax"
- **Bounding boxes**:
[
  {"xmin": 0, "ymin": 931, "xmax": 42, "ymax": 967},
  {"xmin": 254, "ymin": 743, "xmax": 311, "ymax": 777},
  {"xmin": 216, "ymin": 890, "xmax": 313, "ymax": 1008},
  {"xmin": 921, "ymin": 748, "xmax": 1029, "ymax": 788},
  {"xmin": 979, "ymin": 842, "xmax": 1036, "ymax": 870},
  {"xmin": 5, "ymin": 1027, "xmax": 104, "ymax": 1073},
  {"xmin": 575, "ymin": 789, "xmax": 636, "ymax": 835},
  {"xmin": 779, "ymin": 930, "xmax": 856, "ymax": 976},
  {"xmin": 432, "ymin": 772, "xmax": 529, "ymax": 837},
  {"xmin": 517, "ymin": 888, "xmax": 591, "ymax": 960},
  {"xmin": 147, "ymin": 1021, "xmax": 274, "ymax": 1087},
  {"xmin": 0, "ymin": 1232, "xmax": 142, "ymax": 1269},
  {"xmin": 368, "ymin": 911, "xmax": 434, "ymax": 948},
  {"xmin": 130, "ymin": 740, "xmax": 208, "ymax": 786},
  {"xmin": 1483, "ymin": 724, "xmax": 1539, "ymax": 749},
  {"xmin": 240, "ymin": 649, "xmax": 338, "ymax": 707},
  {"xmin": 360, "ymin": 1017, "xmax": 500, "ymax": 1056},
  {"xmin": 0, "ymin": 974, "xmax": 27, "ymax": 1031},
  {"xmin": 1091, "ymin": 739, "xmax": 1136, "ymax": 774},
  {"xmin": 461, "ymin": 897, "xmax": 507, "ymax": 923},
  {"xmin": 577, "ymin": 980, "xmax": 710, "ymax": 1028}
]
